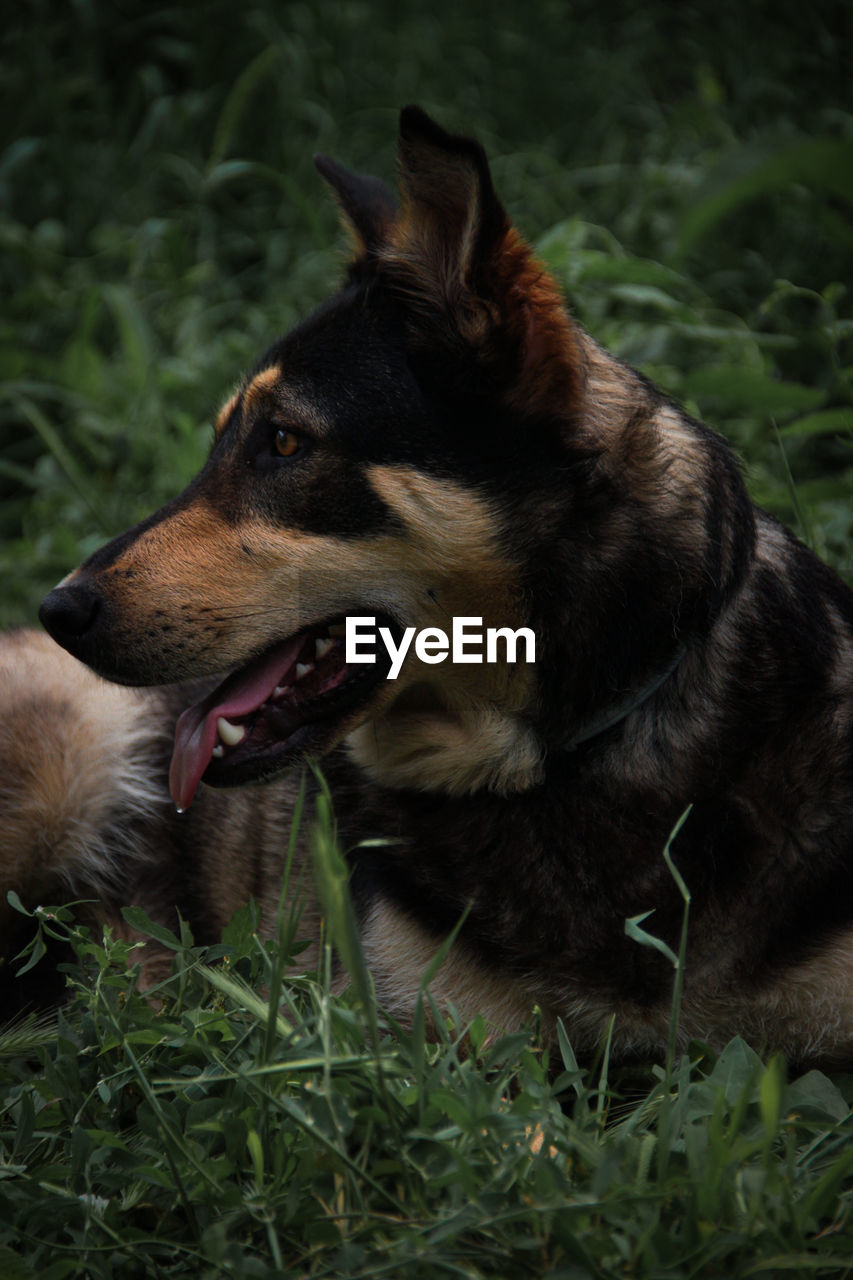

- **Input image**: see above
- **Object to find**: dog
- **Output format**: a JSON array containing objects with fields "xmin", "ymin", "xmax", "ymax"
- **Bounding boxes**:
[{"xmin": 2, "ymin": 106, "xmax": 852, "ymax": 1065}]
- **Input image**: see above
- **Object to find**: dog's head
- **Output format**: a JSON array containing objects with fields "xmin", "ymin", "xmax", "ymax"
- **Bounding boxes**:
[{"xmin": 40, "ymin": 108, "xmax": 719, "ymax": 808}]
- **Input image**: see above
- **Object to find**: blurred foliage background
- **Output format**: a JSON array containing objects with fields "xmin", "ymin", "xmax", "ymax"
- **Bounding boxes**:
[{"xmin": 2, "ymin": 0, "xmax": 851, "ymax": 624}]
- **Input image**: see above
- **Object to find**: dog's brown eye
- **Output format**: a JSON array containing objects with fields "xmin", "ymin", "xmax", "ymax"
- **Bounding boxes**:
[{"xmin": 274, "ymin": 428, "xmax": 302, "ymax": 458}]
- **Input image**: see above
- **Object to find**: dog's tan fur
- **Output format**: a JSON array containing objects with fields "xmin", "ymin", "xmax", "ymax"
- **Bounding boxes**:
[{"xmin": 0, "ymin": 631, "xmax": 165, "ymax": 909}]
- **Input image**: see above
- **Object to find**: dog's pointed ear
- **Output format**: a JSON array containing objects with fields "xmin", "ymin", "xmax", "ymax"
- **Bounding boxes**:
[
  {"xmin": 314, "ymin": 154, "xmax": 398, "ymax": 256},
  {"xmin": 384, "ymin": 107, "xmax": 582, "ymax": 414},
  {"xmin": 393, "ymin": 105, "xmax": 508, "ymax": 296}
]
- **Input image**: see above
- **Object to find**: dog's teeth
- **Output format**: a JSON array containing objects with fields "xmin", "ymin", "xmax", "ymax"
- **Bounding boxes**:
[
  {"xmin": 212, "ymin": 744, "xmax": 225, "ymax": 758},
  {"xmin": 216, "ymin": 716, "xmax": 245, "ymax": 746},
  {"xmin": 273, "ymin": 684, "xmax": 288, "ymax": 698},
  {"xmin": 315, "ymin": 637, "xmax": 334, "ymax": 660},
  {"xmin": 295, "ymin": 663, "xmax": 313, "ymax": 681}
]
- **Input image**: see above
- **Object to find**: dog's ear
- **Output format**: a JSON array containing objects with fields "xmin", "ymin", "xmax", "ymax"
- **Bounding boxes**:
[
  {"xmin": 392, "ymin": 106, "xmax": 508, "ymax": 303},
  {"xmin": 384, "ymin": 107, "xmax": 581, "ymax": 413},
  {"xmin": 314, "ymin": 154, "xmax": 398, "ymax": 257}
]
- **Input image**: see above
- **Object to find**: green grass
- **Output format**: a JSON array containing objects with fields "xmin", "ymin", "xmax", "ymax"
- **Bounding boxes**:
[
  {"xmin": 2, "ymin": 1, "xmax": 853, "ymax": 1275},
  {"xmin": 3, "ymin": 797, "xmax": 853, "ymax": 1279}
]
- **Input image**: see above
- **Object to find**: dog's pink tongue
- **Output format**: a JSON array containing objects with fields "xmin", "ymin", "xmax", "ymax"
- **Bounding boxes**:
[{"xmin": 169, "ymin": 637, "xmax": 304, "ymax": 811}]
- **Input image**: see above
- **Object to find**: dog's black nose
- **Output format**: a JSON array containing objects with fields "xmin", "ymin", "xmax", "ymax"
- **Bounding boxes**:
[{"xmin": 39, "ymin": 582, "xmax": 101, "ymax": 644}]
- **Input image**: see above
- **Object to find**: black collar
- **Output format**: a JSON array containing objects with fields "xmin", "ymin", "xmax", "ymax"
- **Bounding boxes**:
[{"xmin": 563, "ymin": 646, "xmax": 686, "ymax": 751}]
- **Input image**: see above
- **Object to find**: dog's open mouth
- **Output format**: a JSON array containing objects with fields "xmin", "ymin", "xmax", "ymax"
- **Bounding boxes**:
[{"xmin": 169, "ymin": 617, "xmax": 395, "ymax": 810}]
